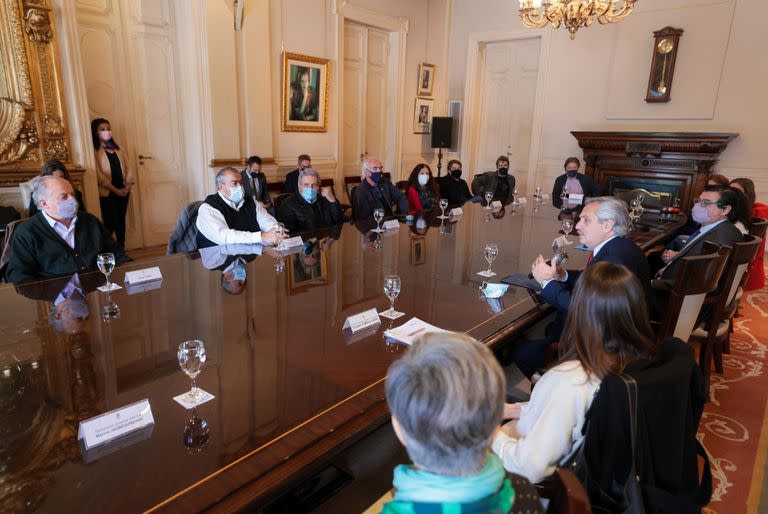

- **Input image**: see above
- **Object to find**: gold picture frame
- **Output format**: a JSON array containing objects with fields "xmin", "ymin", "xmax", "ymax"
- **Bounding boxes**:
[
  {"xmin": 417, "ymin": 62, "xmax": 435, "ymax": 97},
  {"xmin": 281, "ymin": 51, "xmax": 329, "ymax": 132}
]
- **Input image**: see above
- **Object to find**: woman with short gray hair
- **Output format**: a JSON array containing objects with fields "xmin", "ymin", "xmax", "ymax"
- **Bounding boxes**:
[{"xmin": 381, "ymin": 331, "xmax": 516, "ymax": 513}]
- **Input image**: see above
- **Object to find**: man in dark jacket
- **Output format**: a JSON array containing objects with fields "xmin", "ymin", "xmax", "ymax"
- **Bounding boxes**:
[
  {"xmin": 471, "ymin": 155, "xmax": 515, "ymax": 202},
  {"xmin": 437, "ymin": 159, "xmax": 472, "ymax": 206},
  {"xmin": 241, "ymin": 155, "xmax": 272, "ymax": 212},
  {"xmin": 282, "ymin": 154, "xmax": 311, "ymax": 194},
  {"xmin": 276, "ymin": 168, "xmax": 343, "ymax": 233},
  {"xmin": 352, "ymin": 157, "xmax": 408, "ymax": 220},
  {"xmin": 7, "ymin": 176, "xmax": 131, "ymax": 283},
  {"xmin": 551, "ymin": 157, "xmax": 602, "ymax": 209}
]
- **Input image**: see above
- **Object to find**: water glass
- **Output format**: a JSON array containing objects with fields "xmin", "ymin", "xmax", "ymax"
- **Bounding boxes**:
[
  {"xmin": 383, "ymin": 274, "xmax": 402, "ymax": 317},
  {"xmin": 178, "ymin": 340, "xmax": 207, "ymax": 403},
  {"xmin": 97, "ymin": 253, "xmax": 118, "ymax": 291},
  {"xmin": 438, "ymin": 198, "xmax": 449, "ymax": 218},
  {"xmin": 484, "ymin": 190, "xmax": 494, "ymax": 209},
  {"xmin": 561, "ymin": 218, "xmax": 574, "ymax": 242},
  {"xmin": 373, "ymin": 208, "xmax": 385, "ymax": 232},
  {"xmin": 484, "ymin": 243, "xmax": 499, "ymax": 276}
]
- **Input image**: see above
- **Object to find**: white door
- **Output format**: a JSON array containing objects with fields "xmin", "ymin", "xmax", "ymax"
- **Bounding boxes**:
[
  {"xmin": 475, "ymin": 39, "xmax": 541, "ymax": 189},
  {"xmin": 342, "ymin": 21, "xmax": 390, "ymax": 181},
  {"xmin": 76, "ymin": 0, "xmax": 185, "ymax": 248}
]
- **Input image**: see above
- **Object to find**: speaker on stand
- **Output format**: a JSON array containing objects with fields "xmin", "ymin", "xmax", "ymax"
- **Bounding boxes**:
[{"xmin": 431, "ymin": 117, "xmax": 453, "ymax": 178}]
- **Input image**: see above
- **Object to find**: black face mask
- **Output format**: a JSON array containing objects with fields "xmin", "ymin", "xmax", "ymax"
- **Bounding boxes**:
[
  {"xmin": 497, "ymin": 167, "xmax": 509, "ymax": 176},
  {"xmin": 450, "ymin": 169, "xmax": 462, "ymax": 179},
  {"xmin": 566, "ymin": 170, "xmax": 578, "ymax": 178}
]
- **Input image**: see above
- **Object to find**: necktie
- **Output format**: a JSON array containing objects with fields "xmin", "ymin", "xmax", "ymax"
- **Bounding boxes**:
[
  {"xmin": 586, "ymin": 252, "xmax": 595, "ymax": 266},
  {"xmin": 683, "ymin": 229, "xmax": 701, "ymax": 248}
]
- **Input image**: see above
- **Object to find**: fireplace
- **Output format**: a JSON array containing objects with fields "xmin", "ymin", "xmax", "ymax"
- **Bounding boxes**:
[{"xmin": 571, "ymin": 132, "xmax": 738, "ymax": 212}]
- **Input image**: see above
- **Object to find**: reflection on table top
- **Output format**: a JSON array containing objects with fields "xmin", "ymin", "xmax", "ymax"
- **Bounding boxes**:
[{"xmin": 0, "ymin": 201, "xmax": 684, "ymax": 513}]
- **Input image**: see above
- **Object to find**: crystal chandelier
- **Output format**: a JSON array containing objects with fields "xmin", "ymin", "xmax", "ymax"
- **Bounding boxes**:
[{"xmin": 518, "ymin": 0, "xmax": 638, "ymax": 39}]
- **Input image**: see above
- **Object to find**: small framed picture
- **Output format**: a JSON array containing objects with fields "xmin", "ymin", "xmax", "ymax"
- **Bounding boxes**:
[
  {"xmin": 413, "ymin": 98, "xmax": 433, "ymax": 134},
  {"xmin": 281, "ymin": 51, "xmax": 330, "ymax": 132},
  {"xmin": 410, "ymin": 236, "xmax": 426, "ymax": 265},
  {"xmin": 417, "ymin": 62, "xmax": 435, "ymax": 97}
]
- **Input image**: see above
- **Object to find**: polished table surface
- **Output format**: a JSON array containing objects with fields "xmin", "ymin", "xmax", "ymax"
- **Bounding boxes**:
[{"xmin": 0, "ymin": 202, "xmax": 683, "ymax": 513}]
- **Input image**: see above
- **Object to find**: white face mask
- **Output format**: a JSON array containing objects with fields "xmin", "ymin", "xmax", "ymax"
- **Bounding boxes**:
[
  {"xmin": 479, "ymin": 282, "xmax": 509, "ymax": 299},
  {"xmin": 418, "ymin": 174, "xmax": 429, "ymax": 186},
  {"xmin": 99, "ymin": 130, "xmax": 112, "ymax": 142}
]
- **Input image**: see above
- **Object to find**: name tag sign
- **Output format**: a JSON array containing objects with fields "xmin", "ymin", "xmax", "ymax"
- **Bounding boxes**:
[
  {"xmin": 491, "ymin": 200, "xmax": 503, "ymax": 209},
  {"xmin": 383, "ymin": 219, "xmax": 400, "ymax": 231},
  {"xmin": 517, "ymin": 197, "xmax": 527, "ymax": 204},
  {"xmin": 449, "ymin": 207, "xmax": 463, "ymax": 216},
  {"xmin": 343, "ymin": 308, "xmax": 381, "ymax": 334},
  {"xmin": 567, "ymin": 193, "xmax": 584, "ymax": 203},
  {"xmin": 124, "ymin": 267, "xmax": 162, "ymax": 285},
  {"xmin": 279, "ymin": 236, "xmax": 304, "ymax": 249},
  {"xmin": 126, "ymin": 279, "xmax": 163, "ymax": 296},
  {"xmin": 78, "ymin": 399, "xmax": 154, "ymax": 451}
]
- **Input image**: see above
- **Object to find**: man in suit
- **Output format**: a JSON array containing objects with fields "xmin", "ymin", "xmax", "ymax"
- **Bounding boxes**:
[
  {"xmin": 276, "ymin": 168, "xmax": 344, "ymax": 233},
  {"xmin": 351, "ymin": 157, "xmax": 408, "ymax": 220},
  {"xmin": 437, "ymin": 159, "xmax": 472, "ymax": 206},
  {"xmin": 471, "ymin": 155, "xmax": 515, "ymax": 203},
  {"xmin": 283, "ymin": 154, "xmax": 311, "ymax": 194},
  {"xmin": 7, "ymin": 176, "xmax": 131, "ymax": 283},
  {"xmin": 241, "ymin": 155, "xmax": 272, "ymax": 213},
  {"xmin": 551, "ymin": 157, "xmax": 602, "ymax": 209},
  {"xmin": 512, "ymin": 197, "xmax": 649, "ymax": 377}
]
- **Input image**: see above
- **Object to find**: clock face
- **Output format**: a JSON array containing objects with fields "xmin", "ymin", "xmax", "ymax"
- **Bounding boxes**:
[{"xmin": 657, "ymin": 38, "xmax": 674, "ymax": 54}]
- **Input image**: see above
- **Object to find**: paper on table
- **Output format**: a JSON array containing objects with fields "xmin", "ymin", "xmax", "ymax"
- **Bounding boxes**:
[
  {"xmin": 173, "ymin": 389, "xmax": 215, "ymax": 410},
  {"xmin": 449, "ymin": 207, "xmax": 464, "ymax": 216},
  {"xmin": 383, "ymin": 317, "xmax": 448, "ymax": 345}
]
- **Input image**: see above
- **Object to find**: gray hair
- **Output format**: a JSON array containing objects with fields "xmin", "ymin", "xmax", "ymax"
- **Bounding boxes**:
[
  {"xmin": 385, "ymin": 331, "xmax": 505, "ymax": 476},
  {"xmin": 360, "ymin": 157, "xmax": 380, "ymax": 179},
  {"xmin": 31, "ymin": 175, "xmax": 55, "ymax": 208},
  {"xmin": 298, "ymin": 167, "xmax": 320, "ymax": 184},
  {"xmin": 585, "ymin": 196, "xmax": 631, "ymax": 236},
  {"xmin": 215, "ymin": 167, "xmax": 240, "ymax": 187}
]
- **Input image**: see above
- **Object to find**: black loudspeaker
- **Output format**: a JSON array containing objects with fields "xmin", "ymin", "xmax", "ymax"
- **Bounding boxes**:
[{"xmin": 431, "ymin": 117, "xmax": 453, "ymax": 149}]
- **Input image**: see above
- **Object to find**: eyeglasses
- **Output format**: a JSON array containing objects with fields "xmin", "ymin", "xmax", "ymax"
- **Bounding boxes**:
[{"xmin": 694, "ymin": 198, "xmax": 723, "ymax": 208}]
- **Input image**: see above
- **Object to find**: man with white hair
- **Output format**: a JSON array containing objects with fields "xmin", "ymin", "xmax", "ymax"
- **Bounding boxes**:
[
  {"xmin": 6, "ymin": 176, "xmax": 130, "ymax": 283},
  {"xmin": 351, "ymin": 157, "xmax": 408, "ymax": 220},
  {"xmin": 276, "ymin": 167, "xmax": 343, "ymax": 232}
]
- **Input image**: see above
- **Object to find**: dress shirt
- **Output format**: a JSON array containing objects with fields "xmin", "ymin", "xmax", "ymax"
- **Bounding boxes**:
[
  {"xmin": 199, "ymin": 244, "xmax": 263, "ymax": 269},
  {"xmin": 564, "ymin": 175, "xmax": 583, "ymax": 195},
  {"xmin": 42, "ymin": 210, "xmax": 77, "ymax": 249},
  {"xmin": 54, "ymin": 273, "xmax": 84, "ymax": 306},
  {"xmin": 196, "ymin": 192, "xmax": 277, "ymax": 245}
]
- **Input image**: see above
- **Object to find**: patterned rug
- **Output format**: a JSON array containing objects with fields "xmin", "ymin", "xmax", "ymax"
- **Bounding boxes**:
[{"xmin": 698, "ymin": 285, "xmax": 768, "ymax": 514}]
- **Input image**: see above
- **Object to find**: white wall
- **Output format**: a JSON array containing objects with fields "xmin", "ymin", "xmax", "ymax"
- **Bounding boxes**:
[{"xmin": 448, "ymin": 0, "xmax": 768, "ymax": 200}]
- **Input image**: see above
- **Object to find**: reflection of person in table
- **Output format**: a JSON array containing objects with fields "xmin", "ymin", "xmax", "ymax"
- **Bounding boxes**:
[
  {"xmin": 290, "ymin": 66, "xmax": 319, "ymax": 121},
  {"xmin": 418, "ymin": 105, "xmax": 428, "ymax": 124}
]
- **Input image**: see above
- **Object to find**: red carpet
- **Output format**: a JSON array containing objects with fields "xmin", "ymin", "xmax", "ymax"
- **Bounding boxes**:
[{"xmin": 698, "ymin": 285, "xmax": 768, "ymax": 514}]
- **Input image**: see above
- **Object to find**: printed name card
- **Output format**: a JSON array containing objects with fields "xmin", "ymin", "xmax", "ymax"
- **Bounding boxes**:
[
  {"xmin": 517, "ymin": 197, "xmax": 527, "ymax": 204},
  {"xmin": 343, "ymin": 308, "xmax": 381, "ymax": 334},
  {"xmin": 449, "ymin": 207, "xmax": 463, "ymax": 216},
  {"xmin": 78, "ymin": 399, "xmax": 154, "ymax": 450},
  {"xmin": 567, "ymin": 193, "xmax": 584, "ymax": 203},
  {"xmin": 383, "ymin": 219, "xmax": 400, "ymax": 231},
  {"xmin": 126, "ymin": 279, "xmax": 163, "ymax": 295},
  {"xmin": 491, "ymin": 200, "xmax": 503, "ymax": 209},
  {"xmin": 124, "ymin": 267, "xmax": 162, "ymax": 285},
  {"xmin": 280, "ymin": 236, "xmax": 304, "ymax": 249}
]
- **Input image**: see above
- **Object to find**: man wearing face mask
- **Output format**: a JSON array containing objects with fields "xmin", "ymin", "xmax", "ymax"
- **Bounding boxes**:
[
  {"xmin": 351, "ymin": 157, "xmax": 408, "ymax": 220},
  {"xmin": 437, "ymin": 159, "xmax": 472, "ymax": 206},
  {"xmin": 283, "ymin": 154, "xmax": 311, "ymax": 194},
  {"xmin": 241, "ymin": 155, "xmax": 273, "ymax": 213},
  {"xmin": 276, "ymin": 168, "xmax": 343, "ymax": 233},
  {"xmin": 471, "ymin": 155, "xmax": 516, "ymax": 202},
  {"xmin": 196, "ymin": 168, "xmax": 282, "ymax": 248},
  {"xmin": 551, "ymin": 157, "xmax": 602, "ymax": 209},
  {"xmin": 6, "ymin": 176, "xmax": 130, "ymax": 283}
]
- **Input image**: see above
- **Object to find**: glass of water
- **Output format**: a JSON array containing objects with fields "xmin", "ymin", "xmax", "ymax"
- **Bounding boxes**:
[
  {"xmin": 484, "ymin": 242, "xmax": 499, "ymax": 276},
  {"xmin": 97, "ymin": 253, "xmax": 118, "ymax": 291},
  {"xmin": 534, "ymin": 185, "xmax": 542, "ymax": 200},
  {"xmin": 484, "ymin": 190, "xmax": 494, "ymax": 209},
  {"xmin": 373, "ymin": 208, "xmax": 385, "ymax": 232},
  {"xmin": 178, "ymin": 340, "xmax": 207, "ymax": 404},
  {"xmin": 382, "ymin": 274, "xmax": 402, "ymax": 318},
  {"xmin": 438, "ymin": 198, "xmax": 449, "ymax": 219},
  {"xmin": 275, "ymin": 222, "xmax": 286, "ymax": 249},
  {"xmin": 561, "ymin": 218, "xmax": 574, "ymax": 243}
]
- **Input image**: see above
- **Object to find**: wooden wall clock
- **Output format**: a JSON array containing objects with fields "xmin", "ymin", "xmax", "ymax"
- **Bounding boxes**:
[{"xmin": 645, "ymin": 27, "xmax": 683, "ymax": 103}]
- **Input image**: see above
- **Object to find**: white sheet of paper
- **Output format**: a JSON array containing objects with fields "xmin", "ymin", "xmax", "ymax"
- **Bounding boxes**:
[
  {"xmin": 517, "ymin": 197, "xmax": 527, "ymax": 204},
  {"xmin": 477, "ymin": 270, "xmax": 497, "ymax": 277},
  {"xmin": 383, "ymin": 317, "xmax": 449, "ymax": 345},
  {"xmin": 568, "ymin": 193, "xmax": 584, "ymax": 203},
  {"xmin": 449, "ymin": 207, "xmax": 463, "ymax": 216},
  {"xmin": 78, "ymin": 399, "xmax": 154, "ymax": 450},
  {"xmin": 383, "ymin": 219, "xmax": 400, "ymax": 231},
  {"xmin": 343, "ymin": 308, "xmax": 381, "ymax": 334},
  {"xmin": 124, "ymin": 267, "xmax": 162, "ymax": 285},
  {"xmin": 280, "ymin": 236, "xmax": 304, "ymax": 249},
  {"xmin": 173, "ymin": 389, "xmax": 215, "ymax": 410},
  {"xmin": 491, "ymin": 200, "xmax": 502, "ymax": 209}
]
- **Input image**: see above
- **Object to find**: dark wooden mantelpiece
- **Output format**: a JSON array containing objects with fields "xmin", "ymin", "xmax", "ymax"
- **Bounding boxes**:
[{"xmin": 571, "ymin": 132, "xmax": 738, "ymax": 211}]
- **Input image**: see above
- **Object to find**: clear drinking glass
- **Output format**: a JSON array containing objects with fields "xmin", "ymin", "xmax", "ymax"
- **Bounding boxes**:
[
  {"xmin": 96, "ymin": 253, "xmax": 118, "ymax": 291},
  {"xmin": 560, "ymin": 184, "xmax": 569, "ymax": 204},
  {"xmin": 534, "ymin": 185, "xmax": 542, "ymax": 200},
  {"xmin": 102, "ymin": 291, "xmax": 120, "ymax": 320},
  {"xmin": 484, "ymin": 190, "xmax": 494, "ymax": 209},
  {"xmin": 438, "ymin": 198, "xmax": 449, "ymax": 219},
  {"xmin": 183, "ymin": 408, "xmax": 210, "ymax": 453},
  {"xmin": 178, "ymin": 340, "xmax": 207, "ymax": 403},
  {"xmin": 373, "ymin": 208, "xmax": 385, "ymax": 232},
  {"xmin": 561, "ymin": 218, "xmax": 574, "ymax": 242},
  {"xmin": 382, "ymin": 274, "xmax": 402, "ymax": 317},
  {"xmin": 484, "ymin": 243, "xmax": 499, "ymax": 276},
  {"xmin": 275, "ymin": 222, "xmax": 286, "ymax": 249}
]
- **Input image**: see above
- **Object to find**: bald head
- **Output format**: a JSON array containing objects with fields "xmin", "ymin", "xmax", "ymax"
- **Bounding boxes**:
[{"xmin": 33, "ymin": 176, "xmax": 77, "ymax": 222}]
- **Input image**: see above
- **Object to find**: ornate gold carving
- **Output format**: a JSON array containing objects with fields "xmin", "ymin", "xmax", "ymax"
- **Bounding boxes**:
[{"xmin": 24, "ymin": 7, "xmax": 52, "ymax": 43}]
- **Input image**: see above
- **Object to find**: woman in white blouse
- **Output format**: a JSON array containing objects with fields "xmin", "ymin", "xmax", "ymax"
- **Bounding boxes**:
[{"xmin": 492, "ymin": 262, "xmax": 658, "ymax": 483}]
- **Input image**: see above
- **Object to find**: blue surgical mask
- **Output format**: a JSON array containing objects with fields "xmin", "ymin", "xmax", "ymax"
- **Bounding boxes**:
[
  {"xmin": 301, "ymin": 188, "xmax": 318, "ymax": 203},
  {"xmin": 232, "ymin": 263, "xmax": 246, "ymax": 281},
  {"xmin": 418, "ymin": 174, "xmax": 429, "ymax": 186},
  {"xmin": 479, "ymin": 282, "xmax": 509, "ymax": 299},
  {"xmin": 228, "ymin": 185, "xmax": 244, "ymax": 204},
  {"xmin": 370, "ymin": 171, "xmax": 383, "ymax": 184},
  {"xmin": 691, "ymin": 203, "xmax": 711, "ymax": 224},
  {"xmin": 57, "ymin": 197, "xmax": 78, "ymax": 219}
]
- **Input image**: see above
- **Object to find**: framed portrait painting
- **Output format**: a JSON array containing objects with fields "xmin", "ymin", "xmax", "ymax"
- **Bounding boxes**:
[
  {"xmin": 417, "ymin": 62, "xmax": 435, "ymax": 97},
  {"xmin": 287, "ymin": 249, "xmax": 329, "ymax": 294},
  {"xmin": 282, "ymin": 52, "xmax": 329, "ymax": 132},
  {"xmin": 413, "ymin": 98, "xmax": 433, "ymax": 134}
]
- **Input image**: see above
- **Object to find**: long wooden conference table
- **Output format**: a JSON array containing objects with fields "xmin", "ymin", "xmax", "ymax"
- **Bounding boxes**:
[{"xmin": 0, "ymin": 201, "xmax": 684, "ymax": 513}]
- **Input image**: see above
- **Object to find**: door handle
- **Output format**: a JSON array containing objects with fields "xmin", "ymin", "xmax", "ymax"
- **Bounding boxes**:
[{"xmin": 138, "ymin": 154, "xmax": 153, "ymax": 159}]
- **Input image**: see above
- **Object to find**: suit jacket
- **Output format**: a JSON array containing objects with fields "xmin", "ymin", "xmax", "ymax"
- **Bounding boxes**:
[
  {"xmin": 471, "ymin": 172, "xmax": 515, "ymax": 199},
  {"xmin": 351, "ymin": 179, "xmax": 409, "ymax": 220},
  {"xmin": 542, "ymin": 235, "xmax": 651, "ymax": 314},
  {"xmin": 283, "ymin": 168, "xmax": 300, "ymax": 194},
  {"xmin": 659, "ymin": 220, "xmax": 743, "ymax": 280},
  {"xmin": 241, "ymin": 169, "xmax": 271, "ymax": 205},
  {"xmin": 276, "ymin": 192, "xmax": 343, "ymax": 233},
  {"xmin": 551, "ymin": 173, "xmax": 602, "ymax": 209}
]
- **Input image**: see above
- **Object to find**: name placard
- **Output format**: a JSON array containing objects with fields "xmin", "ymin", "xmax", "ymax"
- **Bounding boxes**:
[
  {"xmin": 280, "ymin": 236, "xmax": 304, "ymax": 249},
  {"xmin": 491, "ymin": 200, "xmax": 503, "ymax": 209},
  {"xmin": 343, "ymin": 308, "xmax": 381, "ymax": 334},
  {"xmin": 124, "ymin": 267, "xmax": 162, "ymax": 285},
  {"xmin": 567, "ymin": 193, "xmax": 584, "ymax": 203},
  {"xmin": 125, "ymin": 279, "xmax": 163, "ymax": 295},
  {"xmin": 383, "ymin": 219, "xmax": 400, "ymax": 231},
  {"xmin": 78, "ymin": 399, "xmax": 154, "ymax": 450},
  {"xmin": 449, "ymin": 207, "xmax": 464, "ymax": 216}
]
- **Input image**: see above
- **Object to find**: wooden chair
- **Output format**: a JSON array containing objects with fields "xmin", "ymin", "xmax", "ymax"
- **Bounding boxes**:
[
  {"xmin": 689, "ymin": 235, "xmax": 761, "ymax": 397},
  {"xmin": 344, "ymin": 172, "xmax": 392, "ymax": 205},
  {"xmin": 271, "ymin": 193, "xmax": 293, "ymax": 211},
  {"xmin": 729, "ymin": 217, "xmax": 768, "ymax": 320},
  {"xmin": 0, "ymin": 219, "xmax": 22, "ymax": 282},
  {"xmin": 536, "ymin": 469, "xmax": 591, "ymax": 514},
  {"xmin": 654, "ymin": 242, "xmax": 730, "ymax": 344},
  {"xmin": 749, "ymin": 217, "xmax": 768, "ymax": 239}
]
